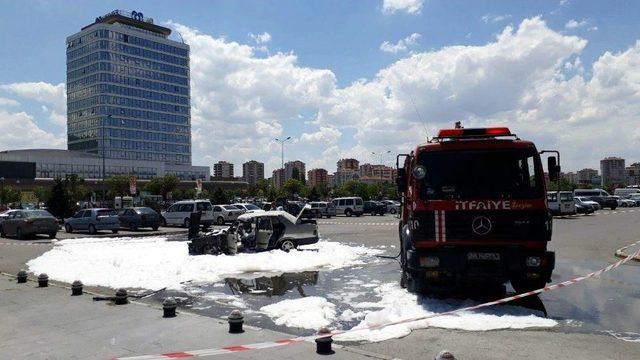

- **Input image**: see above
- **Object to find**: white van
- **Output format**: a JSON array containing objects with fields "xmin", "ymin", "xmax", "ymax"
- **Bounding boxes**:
[
  {"xmin": 573, "ymin": 188, "xmax": 610, "ymax": 197},
  {"xmin": 161, "ymin": 200, "xmax": 214, "ymax": 227},
  {"xmin": 547, "ymin": 191, "xmax": 576, "ymax": 216},
  {"xmin": 613, "ymin": 188, "xmax": 640, "ymax": 198},
  {"xmin": 331, "ymin": 197, "xmax": 364, "ymax": 217}
]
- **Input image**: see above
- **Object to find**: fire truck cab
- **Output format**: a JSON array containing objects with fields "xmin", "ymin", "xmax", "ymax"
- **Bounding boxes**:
[{"xmin": 396, "ymin": 126, "xmax": 559, "ymax": 294}]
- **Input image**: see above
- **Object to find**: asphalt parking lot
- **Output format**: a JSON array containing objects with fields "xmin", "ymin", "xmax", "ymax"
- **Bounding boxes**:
[{"xmin": 1, "ymin": 210, "xmax": 639, "ymax": 359}]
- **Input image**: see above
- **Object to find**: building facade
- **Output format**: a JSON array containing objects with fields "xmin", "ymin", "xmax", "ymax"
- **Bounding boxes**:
[
  {"xmin": 272, "ymin": 168, "xmax": 285, "ymax": 188},
  {"xmin": 337, "ymin": 158, "xmax": 359, "ymax": 172},
  {"xmin": 213, "ymin": 161, "xmax": 234, "ymax": 178},
  {"xmin": 560, "ymin": 172, "xmax": 577, "ymax": 184},
  {"xmin": 307, "ymin": 168, "xmax": 328, "ymax": 187},
  {"xmin": 284, "ymin": 160, "xmax": 306, "ymax": 182},
  {"xmin": 576, "ymin": 168, "xmax": 598, "ymax": 185},
  {"xmin": 626, "ymin": 162, "xmax": 640, "ymax": 186},
  {"xmin": 66, "ymin": 10, "xmax": 191, "ymax": 165},
  {"xmin": 600, "ymin": 157, "xmax": 626, "ymax": 187},
  {"xmin": 242, "ymin": 160, "xmax": 264, "ymax": 185},
  {"xmin": 359, "ymin": 164, "xmax": 396, "ymax": 184}
]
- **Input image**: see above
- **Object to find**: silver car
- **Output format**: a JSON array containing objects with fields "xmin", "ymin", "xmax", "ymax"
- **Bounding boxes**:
[{"xmin": 64, "ymin": 208, "xmax": 120, "ymax": 235}]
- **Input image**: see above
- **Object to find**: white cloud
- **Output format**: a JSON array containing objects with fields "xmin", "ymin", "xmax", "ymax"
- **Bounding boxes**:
[
  {"xmin": 248, "ymin": 32, "xmax": 272, "ymax": 44},
  {"xmin": 1, "ymin": 82, "xmax": 67, "ymax": 129},
  {"xmin": 559, "ymin": 0, "xmax": 570, "ymax": 6},
  {"xmin": 382, "ymin": 0, "xmax": 424, "ymax": 15},
  {"xmin": 300, "ymin": 126, "xmax": 342, "ymax": 144},
  {"xmin": 380, "ymin": 33, "xmax": 421, "ymax": 53},
  {"xmin": 0, "ymin": 110, "xmax": 65, "ymax": 150},
  {"xmin": 565, "ymin": 19, "xmax": 588, "ymax": 29},
  {"xmin": 0, "ymin": 97, "xmax": 20, "ymax": 107},
  {"xmin": 482, "ymin": 14, "xmax": 512, "ymax": 24}
]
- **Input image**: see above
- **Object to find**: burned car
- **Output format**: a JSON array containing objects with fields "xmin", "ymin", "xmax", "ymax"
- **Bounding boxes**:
[{"xmin": 188, "ymin": 208, "xmax": 319, "ymax": 255}]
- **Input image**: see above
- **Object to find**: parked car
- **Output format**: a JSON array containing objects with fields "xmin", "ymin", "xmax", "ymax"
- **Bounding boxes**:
[
  {"xmin": 547, "ymin": 191, "xmax": 576, "ymax": 216},
  {"xmin": 64, "ymin": 208, "xmax": 120, "ymax": 234},
  {"xmin": 331, "ymin": 197, "xmax": 364, "ymax": 217},
  {"xmin": 232, "ymin": 203, "xmax": 265, "ymax": 214},
  {"xmin": 575, "ymin": 196, "xmax": 600, "ymax": 210},
  {"xmin": 161, "ymin": 200, "xmax": 214, "ymax": 227},
  {"xmin": 189, "ymin": 209, "xmax": 319, "ymax": 255},
  {"xmin": 118, "ymin": 207, "xmax": 161, "ymax": 231},
  {"xmin": 0, "ymin": 209, "xmax": 17, "ymax": 224},
  {"xmin": 381, "ymin": 200, "xmax": 401, "ymax": 214},
  {"xmin": 587, "ymin": 196, "xmax": 618, "ymax": 210},
  {"xmin": 611, "ymin": 195, "xmax": 636, "ymax": 207},
  {"xmin": 613, "ymin": 188, "xmax": 640, "ymax": 198},
  {"xmin": 363, "ymin": 201, "xmax": 388, "ymax": 216},
  {"xmin": 0, "ymin": 209, "xmax": 58, "ymax": 239},
  {"xmin": 573, "ymin": 197, "xmax": 595, "ymax": 214},
  {"xmin": 628, "ymin": 193, "xmax": 640, "ymax": 206},
  {"xmin": 213, "ymin": 204, "xmax": 243, "ymax": 225},
  {"xmin": 309, "ymin": 201, "xmax": 337, "ymax": 218}
]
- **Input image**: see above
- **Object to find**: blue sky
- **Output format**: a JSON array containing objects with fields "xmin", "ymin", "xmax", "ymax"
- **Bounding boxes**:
[{"xmin": 2, "ymin": 0, "xmax": 640, "ymax": 174}]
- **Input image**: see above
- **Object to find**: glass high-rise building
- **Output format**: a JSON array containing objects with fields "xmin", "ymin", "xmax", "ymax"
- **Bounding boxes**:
[{"xmin": 66, "ymin": 10, "xmax": 191, "ymax": 165}]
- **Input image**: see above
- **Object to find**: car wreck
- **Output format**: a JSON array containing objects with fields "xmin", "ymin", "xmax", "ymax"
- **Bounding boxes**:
[{"xmin": 188, "ymin": 206, "xmax": 319, "ymax": 255}]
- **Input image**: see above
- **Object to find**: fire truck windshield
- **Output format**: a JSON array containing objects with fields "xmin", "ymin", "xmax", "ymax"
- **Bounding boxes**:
[{"xmin": 417, "ymin": 148, "xmax": 543, "ymax": 200}]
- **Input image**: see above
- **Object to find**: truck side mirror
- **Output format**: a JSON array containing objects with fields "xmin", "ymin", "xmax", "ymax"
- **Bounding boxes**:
[
  {"xmin": 548, "ymin": 156, "xmax": 560, "ymax": 182},
  {"xmin": 396, "ymin": 168, "xmax": 407, "ymax": 193}
]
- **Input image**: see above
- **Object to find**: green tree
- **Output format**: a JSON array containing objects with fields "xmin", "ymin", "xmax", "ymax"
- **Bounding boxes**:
[
  {"xmin": 283, "ymin": 178, "xmax": 304, "ymax": 196},
  {"xmin": 46, "ymin": 178, "xmax": 74, "ymax": 218},
  {"xmin": 308, "ymin": 186, "xmax": 320, "ymax": 201},
  {"xmin": 105, "ymin": 174, "xmax": 130, "ymax": 198},
  {"xmin": 0, "ymin": 185, "xmax": 21, "ymax": 204},
  {"xmin": 33, "ymin": 186, "xmax": 51, "ymax": 205},
  {"xmin": 211, "ymin": 187, "xmax": 229, "ymax": 205},
  {"xmin": 144, "ymin": 175, "xmax": 180, "ymax": 200}
]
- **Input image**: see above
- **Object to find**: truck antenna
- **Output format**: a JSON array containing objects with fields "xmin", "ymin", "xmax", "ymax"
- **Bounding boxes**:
[{"xmin": 409, "ymin": 94, "xmax": 430, "ymax": 140}]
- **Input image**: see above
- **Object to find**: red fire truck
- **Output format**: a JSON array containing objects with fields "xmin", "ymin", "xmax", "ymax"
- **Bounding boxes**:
[{"xmin": 396, "ymin": 126, "xmax": 560, "ymax": 293}]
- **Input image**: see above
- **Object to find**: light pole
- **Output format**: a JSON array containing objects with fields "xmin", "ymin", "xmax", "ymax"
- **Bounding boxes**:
[
  {"xmin": 274, "ymin": 136, "xmax": 292, "ymax": 171},
  {"xmin": 101, "ymin": 115, "xmax": 112, "ymax": 203},
  {"xmin": 0, "ymin": 176, "xmax": 5, "ymax": 206},
  {"xmin": 372, "ymin": 150, "xmax": 391, "ymax": 183}
]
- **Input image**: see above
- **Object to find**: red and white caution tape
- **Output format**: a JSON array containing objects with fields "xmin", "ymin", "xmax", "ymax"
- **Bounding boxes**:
[{"xmin": 112, "ymin": 245, "xmax": 640, "ymax": 360}]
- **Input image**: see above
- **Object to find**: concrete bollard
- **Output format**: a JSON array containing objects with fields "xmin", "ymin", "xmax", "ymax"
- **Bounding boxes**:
[
  {"xmin": 435, "ymin": 350, "xmax": 456, "ymax": 360},
  {"xmin": 315, "ymin": 327, "xmax": 334, "ymax": 355},
  {"xmin": 71, "ymin": 280, "xmax": 83, "ymax": 296},
  {"xmin": 37, "ymin": 273, "xmax": 49, "ymax": 287},
  {"xmin": 162, "ymin": 297, "xmax": 177, "ymax": 318},
  {"xmin": 17, "ymin": 270, "xmax": 28, "ymax": 283},
  {"xmin": 227, "ymin": 310, "xmax": 244, "ymax": 333},
  {"xmin": 114, "ymin": 288, "xmax": 128, "ymax": 305}
]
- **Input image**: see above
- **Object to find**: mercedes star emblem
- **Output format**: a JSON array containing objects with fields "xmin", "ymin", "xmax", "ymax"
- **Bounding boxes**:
[{"xmin": 472, "ymin": 216, "xmax": 492, "ymax": 236}]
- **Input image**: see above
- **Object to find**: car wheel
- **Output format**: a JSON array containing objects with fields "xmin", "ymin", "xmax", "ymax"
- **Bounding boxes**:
[
  {"xmin": 88, "ymin": 224, "xmax": 97, "ymax": 235},
  {"xmin": 611, "ymin": 206, "xmax": 617, "ymax": 210},
  {"xmin": 65, "ymin": 224, "xmax": 73, "ymax": 233},
  {"xmin": 345, "ymin": 209, "xmax": 352, "ymax": 217},
  {"xmin": 390, "ymin": 208, "xmax": 397, "ymax": 214},
  {"xmin": 152, "ymin": 226, "xmax": 159, "ymax": 231},
  {"xmin": 183, "ymin": 218, "xmax": 190, "ymax": 228},
  {"xmin": 129, "ymin": 222, "xmax": 138, "ymax": 231},
  {"xmin": 112, "ymin": 229, "xmax": 119, "ymax": 234},
  {"xmin": 16, "ymin": 228, "xmax": 23, "ymax": 240},
  {"xmin": 217, "ymin": 216, "xmax": 225, "ymax": 225},
  {"xmin": 48, "ymin": 232, "xmax": 56, "ymax": 239},
  {"xmin": 280, "ymin": 240, "xmax": 296, "ymax": 252}
]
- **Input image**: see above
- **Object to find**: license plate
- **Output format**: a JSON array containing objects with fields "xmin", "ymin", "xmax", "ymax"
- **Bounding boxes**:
[{"xmin": 467, "ymin": 252, "xmax": 500, "ymax": 261}]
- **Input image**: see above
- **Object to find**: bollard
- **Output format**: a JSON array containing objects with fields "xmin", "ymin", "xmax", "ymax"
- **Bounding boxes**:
[
  {"xmin": 71, "ymin": 280, "xmax": 83, "ymax": 296},
  {"xmin": 114, "ymin": 288, "xmax": 128, "ymax": 305},
  {"xmin": 315, "ymin": 327, "xmax": 334, "ymax": 355},
  {"xmin": 37, "ymin": 273, "xmax": 49, "ymax": 287},
  {"xmin": 163, "ymin": 297, "xmax": 177, "ymax": 318},
  {"xmin": 435, "ymin": 350, "xmax": 456, "ymax": 360},
  {"xmin": 17, "ymin": 270, "xmax": 28, "ymax": 283},
  {"xmin": 227, "ymin": 310, "xmax": 244, "ymax": 333}
]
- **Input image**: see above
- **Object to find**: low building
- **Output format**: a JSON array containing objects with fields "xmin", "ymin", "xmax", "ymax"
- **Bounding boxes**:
[
  {"xmin": 359, "ymin": 163, "xmax": 395, "ymax": 184},
  {"xmin": 0, "ymin": 149, "xmax": 209, "ymax": 180},
  {"xmin": 213, "ymin": 161, "xmax": 234, "ymax": 178},
  {"xmin": 242, "ymin": 160, "xmax": 264, "ymax": 185},
  {"xmin": 577, "ymin": 168, "xmax": 598, "ymax": 185},
  {"xmin": 307, "ymin": 168, "xmax": 328, "ymax": 187},
  {"xmin": 560, "ymin": 172, "xmax": 577, "ymax": 184}
]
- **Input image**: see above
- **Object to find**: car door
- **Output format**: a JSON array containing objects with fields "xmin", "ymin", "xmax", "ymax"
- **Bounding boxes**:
[
  {"xmin": 165, "ymin": 204, "xmax": 179, "ymax": 225},
  {"xmin": 80, "ymin": 210, "xmax": 92, "ymax": 230},
  {"xmin": 3, "ymin": 211, "xmax": 18, "ymax": 236}
]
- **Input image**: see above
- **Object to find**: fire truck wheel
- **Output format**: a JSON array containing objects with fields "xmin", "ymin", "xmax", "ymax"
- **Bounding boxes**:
[{"xmin": 511, "ymin": 278, "xmax": 547, "ymax": 293}]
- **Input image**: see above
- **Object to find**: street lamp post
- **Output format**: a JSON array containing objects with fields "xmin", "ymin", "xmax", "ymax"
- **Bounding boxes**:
[
  {"xmin": 372, "ymin": 150, "xmax": 391, "ymax": 183},
  {"xmin": 0, "ymin": 176, "xmax": 5, "ymax": 206},
  {"xmin": 274, "ymin": 136, "xmax": 292, "ymax": 171},
  {"xmin": 101, "ymin": 115, "xmax": 112, "ymax": 203}
]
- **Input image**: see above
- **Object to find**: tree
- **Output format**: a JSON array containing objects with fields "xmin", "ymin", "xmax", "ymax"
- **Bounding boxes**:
[
  {"xmin": 33, "ymin": 186, "xmax": 51, "ymax": 205},
  {"xmin": 0, "ymin": 185, "xmax": 21, "ymax": 204},
  {"xmin": 46, "ymin": 178, "xmax": 74, "ymax": 218},
  {"xmin": 144, "ymin": 175, "xmax": 180, "ymax": 200},
  {"xmin": 211, "ymin": 187, "xmax": 229, "ymax": 205},
  {"xmin": 308, "ymin": 186, "xmax": 320, "ymax": 201},
  {"xmin": 105, "ymin": 174, "xmax": 130, "ymax": 198},
  {"xmin": 283, "ymin": 178, "xmax": 304, "ymax": 197}
]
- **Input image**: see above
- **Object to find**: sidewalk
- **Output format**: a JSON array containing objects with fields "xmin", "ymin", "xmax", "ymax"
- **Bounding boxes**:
[{"xmin": 0, "ymin": 275, "xmax": 391, "ymax": 360}]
